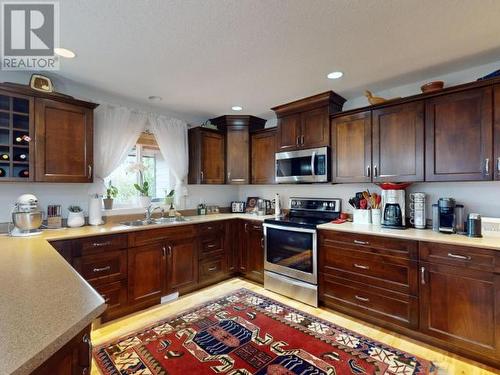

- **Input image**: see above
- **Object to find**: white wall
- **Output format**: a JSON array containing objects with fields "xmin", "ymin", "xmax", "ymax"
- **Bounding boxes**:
[{"xmin": 1, "ymin": 61, "xmax": 500, "ymax": 222}]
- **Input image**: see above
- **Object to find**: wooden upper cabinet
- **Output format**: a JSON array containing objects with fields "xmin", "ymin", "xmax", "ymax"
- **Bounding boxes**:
[
  {"xmin": 425, "ymin": 87, "xmax": 493, "ymax": 181},
  {"xmin": 272, "ymin": 91, "xmax": 346, "ymax": 152},
  {"xmin": 188, "ymin": 127, "xmax": 225, "ymax": 184},
  {"xmin": 494, "ymin": 85, "xmax": 500, "ymax": 180},
  {"xmin": 301, "ymin": 106, "xmax": 330, "ymax": 148},
  {"xmin": 277, "ymin": 113, "xmax": 301, "ymax": 150},
  {"xmin": 372, "ymin": 101, "xmax": 424, "ymax": 182},
  {"xmin": 35, "ymin": 98, "xmax": 93, "ymax": 182},
  {"xmin": 210, "ymin": 115, "xmax": 266, "ymax": 185},
  {"xmin": 331, "ymin": 111, "xmax": 372, "ymax": 183},
  {"xmin": 251, "ymin": 128, "xmax": 276, "ymax": 184}
]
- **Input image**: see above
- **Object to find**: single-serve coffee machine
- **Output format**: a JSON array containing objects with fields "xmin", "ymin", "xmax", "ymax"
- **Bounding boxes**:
[
  {"xmin": 381, "ymin": 189, "xmax": 406, "ymax": 229},
  {"xmin": 438, "ymin": 198, "xmax": 455, "ymax": 233}
]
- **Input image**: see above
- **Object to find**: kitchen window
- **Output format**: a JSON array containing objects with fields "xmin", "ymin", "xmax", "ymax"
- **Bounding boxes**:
[{"xmin": 104, "ymin": 132, "xmax": 171, "ymax": 207}]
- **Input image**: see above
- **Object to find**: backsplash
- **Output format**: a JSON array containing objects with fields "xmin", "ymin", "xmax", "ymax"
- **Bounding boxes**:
[{"xmin": 238, "ymin": 181, "xmax": 500, "ymax": 219}]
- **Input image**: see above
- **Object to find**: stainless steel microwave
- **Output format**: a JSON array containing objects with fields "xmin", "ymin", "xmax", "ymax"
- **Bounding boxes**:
[{"xmin": 275, "ymin": 146, "xmax": 330, "ymax": 183}]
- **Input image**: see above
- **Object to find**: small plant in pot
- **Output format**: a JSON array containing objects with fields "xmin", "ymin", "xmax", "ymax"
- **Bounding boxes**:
[
  {"xmin": 103, "ymin": 181, "xmax": 118, "ymax": 210},
  {"xmin": 67, "ymin": 205, "xmax": 85, "ymax": 228},
  {"xmin": 134, "ymin": 180, "xmax": 151, "ymax": 208}
]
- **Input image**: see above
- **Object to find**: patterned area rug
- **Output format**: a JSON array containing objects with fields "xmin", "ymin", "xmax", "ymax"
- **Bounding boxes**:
[{"xmin": 94, "ymin": 289, "xmax": 436, "ymax": 374}]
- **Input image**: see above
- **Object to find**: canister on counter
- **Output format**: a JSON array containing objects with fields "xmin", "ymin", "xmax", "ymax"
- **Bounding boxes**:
[
  {"xmin": 455, "ymin": 204, "xmax": 465, "ymax": 233},
  {"xmin": 432, "ymin": 204, "xmax": 439, "ymax": 232}
]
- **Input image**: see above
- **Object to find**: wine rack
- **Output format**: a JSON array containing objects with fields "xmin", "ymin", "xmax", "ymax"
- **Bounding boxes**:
[{"xmin": 0, "ymin": 91, "xmax": 33, "ymax": 181}]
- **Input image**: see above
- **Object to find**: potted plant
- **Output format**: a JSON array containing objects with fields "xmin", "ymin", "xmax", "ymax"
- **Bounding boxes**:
[
  {"xmin": 164, "ymin": 189, "xmax": 175, "ymax": 206},
  {"xmin": 67, "ymin": 205, "xmax": 85, "ymax": 228},
  {"xmin": 128, "ymin": 162, "xmax": 151, "ymax": 208},
  {"xmin": 103, "ymin": 181, "xmax": 118, "ymax": 210}
]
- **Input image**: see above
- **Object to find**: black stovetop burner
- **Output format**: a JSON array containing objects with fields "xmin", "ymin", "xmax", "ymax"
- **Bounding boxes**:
[{"xmin": 264, "ymin": 197, "xmax": 341, "ymax": 229}]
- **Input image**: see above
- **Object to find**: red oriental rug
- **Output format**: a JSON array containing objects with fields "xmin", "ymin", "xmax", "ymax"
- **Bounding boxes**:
[{"xmin": 94, "ymin": 289, "xmax": 436, "ymax": 374}]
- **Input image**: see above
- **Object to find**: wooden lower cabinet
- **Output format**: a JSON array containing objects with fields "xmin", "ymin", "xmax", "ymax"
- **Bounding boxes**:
[
  {"xmin": 32, "ymin": 325, "xmax": 91, "ymax": 375},
  {"xmin": 165, "ymin": 236, "xmax": 198, "ymax": 294},
  {"xmin": 420, "ymin": 261, "xmax": 500, "ymax": 361},
  {"xmin": 241, "ymin": 221, "xmax": 264, "ymax": 283},
  {"xmin": 319, "ymin": 230, "xmax": 500, "ymax": 367},
  {"xmin": 128, "ymin": 243, "xmax": 166, "ymax": 308}
]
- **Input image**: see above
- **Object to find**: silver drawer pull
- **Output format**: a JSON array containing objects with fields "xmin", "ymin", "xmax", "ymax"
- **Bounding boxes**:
[
  {"xmin": 82, "ymin": 333, "xmax": 92, "ymax": 369},
  {"xmin": 93, "ymin": 265, "xmax": 111, "ymax": 273},
  {"xmin": 353, "ymin": 240, "xmax": 369, "ymax": 245},
  {"xmin": 421, "ymin": 266, "xmax": 426, "ymax": 285},
  {"xmin": 447, "ymin": 253, "xmax": 471, "ymax": 261},
  {"xmin": 207, "ymin": 244, "xmax": 217, "ymax": 248},
  {"xmin": 92, "ymin": 241, "xmax": 112, "ymax": 248},
  {"xmin": 208, "ymin": 266, "xmax": 217, "ymax": 272},
  {"xmin": 354, "ymin": 295, "xmax": 370, "ymax": 302},
  {"xmin": 353, "ymin": 263, "xmax": 369, "ymax": 270}
]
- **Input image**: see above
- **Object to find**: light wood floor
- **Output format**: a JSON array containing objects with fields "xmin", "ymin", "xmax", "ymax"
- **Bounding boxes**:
[{"xmin": 91, "ymin": 278, "xmax": 499, "ymax": 375}]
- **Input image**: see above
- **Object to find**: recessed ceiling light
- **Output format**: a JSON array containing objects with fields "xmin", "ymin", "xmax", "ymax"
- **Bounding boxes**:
[
  {"xmin": 327, "ymin": 71, "xmax": 343, "ymax": 79},
  {"xmin": 54, "ymin": 48, "xmax": 76, "ymax": 58},
  {"xmin": 148, "ymin": 96, "xmax": 162, "ymax": 101},
  {"xmin": 231, "ymin": 106, "xmax": 243, "ymax": 111}
]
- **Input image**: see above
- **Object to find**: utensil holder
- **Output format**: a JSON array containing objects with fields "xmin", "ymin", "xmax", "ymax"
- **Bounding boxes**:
[
  {"xmin": 371, "ymin": 208, "xmax": 382, "ymax": 226},
  {"xmin": 353, "ymin": 209, "xmax": 372, "ymax": 224}
]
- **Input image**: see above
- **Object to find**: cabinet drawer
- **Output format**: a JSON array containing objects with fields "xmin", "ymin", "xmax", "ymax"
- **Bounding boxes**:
[
  {"xmin": 420, "ymin": 242, "xmax": 498, "ymax": 272},
  {"xmin": 320, "ymin": 273, "xmax": 418, "ymax": 329},
  {"xmin": 200, "ymin": 235, "xmax": 224, "ymax": 256},
  {"xmin": 320, "ymin": 230, "xmax": 418, "ymax": 260},
  {"xmin": 128, "ymin": 225, "xmax": 195, "ymax": 247},
  {"xmin": 74, "ymin": 234, "xmax": 128, "ymax": 256},
  {"xmin": 73, "ymin": 249, "xmax": 127, "ymax": 286},
  {"xmin": 199, "ymin": 257, "xmax": 225, "ymax": 282},
  {"xmin": 94, "ymin": 281, "xmax": 127, "ymax": 313},
  {"xmin": 320, "ymin": 246, "xmax": 418, "ymax": 295},
  {"xmin": 197, "ymin": 221, "xmax": 225, "ymax": 235},
  {"xmin": 244, "ymin": 221, "xmax": 263, "ymax": 231}
]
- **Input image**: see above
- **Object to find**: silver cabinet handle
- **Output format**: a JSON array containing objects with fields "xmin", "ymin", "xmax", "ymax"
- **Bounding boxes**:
[
  {"xmin": 261, "ymin": 237, "xmax": 264, "ymax": 249},
  {"xmin": 227, "ymin": 172, "xmax": 231, "ymax": 180},
  {"xmin": 93, "ymin": 265, "xmax": 110, "ymax": 273},
  {"xmin": 353, "ymin": 240, "xmax": 369, "ymax": 245},
  {"xmin": 207, "ymin": 243, "xmax": 216, "ymax": 248},
  {"xmin": 82, "ymin": 333, "xmax": 92, "ymax": 371},
  {"xmin": 231, "ymin": 178, "xmax": 246, "ymax": 182},
  {"xmin": 296, "ymin": 136, "xmax": 300, "ymax": 145},
  {"xmin": 354, "ymin": 295, "xmax": 369, "ymax": 302},
  {"xmin": 244, "ymin": 223, "xmax": 248, "ymax": 232},
  {"xmin": 301, "ymin": 135, "xmax": 304, "ymax": 145},
  {"xmin": 447, "ymin": 252, "xmax": 471, "ymax": 261},
  {"xmin": 373, "ymin": 165, "xmax": 378, "ymax": 177},
  {"xmin": 421, "ymin": 266, "xmax": 426, "ymax": 285},
  {"xmin": 366, "ymin": 165, "xmax": 371, "ymax": 178},
  {"xmin": 92, "ymin": 241, "xmax": 111, "ymax": 248},
  {"xmin": 353, "ymin": 263, "xmax": 369, "ymax": 270},
  {"xmin": 168, "ymin": 245, "xmax": 173, "ymax": 256},
  {"xmin": 206, "ymin": 226, "xmax": 213, "ymax": 230},
  {"xmin": 200, "ymin": 171, "xmax": 204, "ymax": 182},
  {"xmin": 208, "ymin": 266, "xmax": 217, "ymax": 272},
  {"xmin": 497, "ymin": 157, "xmax": 500, "ymax": 173},
  {"xmin": 162, "ymin": 245, "xmax": 166, "ymax": 258},
  {"xmin": 88, "ymin": 165, "xmax": 92, "ymax": 179},
  {"xmin": 485, "ymin": 158, "xmax": 490, "ymax": 176}
]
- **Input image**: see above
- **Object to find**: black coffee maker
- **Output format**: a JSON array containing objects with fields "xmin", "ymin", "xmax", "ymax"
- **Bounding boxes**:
[{"xmin": 438, "ymin": 198, "xmax": 455, "ymax": 233}]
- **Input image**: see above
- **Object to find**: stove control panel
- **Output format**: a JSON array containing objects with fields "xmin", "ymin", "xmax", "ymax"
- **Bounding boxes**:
[{"xmin": 289, "ymin": 197, "xmax": 341, "ymax": 212}]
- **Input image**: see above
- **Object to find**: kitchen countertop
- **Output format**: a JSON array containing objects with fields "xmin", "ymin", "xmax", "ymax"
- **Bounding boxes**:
[
  {"xmin": 0, "ymin": 213, "xmax": 268, "ymax": 375},
  {"xmin": 318, "ymin": 222, "xmax": 500, "ymax": 251}
]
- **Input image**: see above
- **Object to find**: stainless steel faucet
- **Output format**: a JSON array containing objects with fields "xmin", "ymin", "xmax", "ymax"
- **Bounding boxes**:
[{"xmin": 145, "ymin": 205, "xmax": 162, "ymax": 222}]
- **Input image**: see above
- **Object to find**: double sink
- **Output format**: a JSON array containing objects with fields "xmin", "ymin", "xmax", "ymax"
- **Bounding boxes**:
[{"xmin": 120, "ymin": 216, "xmax": 191, "ymax": 227}]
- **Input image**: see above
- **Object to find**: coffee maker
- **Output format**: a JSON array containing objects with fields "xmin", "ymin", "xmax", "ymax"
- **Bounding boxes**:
[
  {"xmin": 381, "ymin": 189, "xmax": 406, "ymax": 229},
  {"xmin": 438, "ymin": 198, "xmax": 455, "ymax": 233}
]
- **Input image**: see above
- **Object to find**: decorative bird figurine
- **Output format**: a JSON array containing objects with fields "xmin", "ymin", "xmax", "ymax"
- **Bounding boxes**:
[{"xmin": 365, "ymin": 90, "xmax": 387, "ymax": 105}]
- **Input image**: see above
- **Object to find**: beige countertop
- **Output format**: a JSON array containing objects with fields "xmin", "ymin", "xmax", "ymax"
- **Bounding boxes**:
[
  {"xmin": 0, "ymin": 213, "xmax": 267, "ymax": 375},
  {"xmin": 318, "ymin": 222, "xmax": 500, "ymax": 251}
]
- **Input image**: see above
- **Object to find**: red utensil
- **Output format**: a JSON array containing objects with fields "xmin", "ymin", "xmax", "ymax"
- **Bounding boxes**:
[{"xmin": 360, "ymin": 199, "xmax": 367, "ymax": 209}]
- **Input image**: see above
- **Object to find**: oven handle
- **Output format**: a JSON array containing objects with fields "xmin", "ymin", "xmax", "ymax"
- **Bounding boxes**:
[{"xmin": 263, "ymin": 223, "xmax": 317, "ymax": 234}]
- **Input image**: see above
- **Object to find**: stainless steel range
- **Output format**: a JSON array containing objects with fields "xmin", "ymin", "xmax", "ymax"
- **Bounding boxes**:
[{"xmin": 263, "ymin": 197, "xmax": 341, "ymax": 307}]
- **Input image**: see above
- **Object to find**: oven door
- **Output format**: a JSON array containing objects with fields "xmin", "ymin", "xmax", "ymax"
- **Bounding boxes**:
[
  {"xmin": 275, "ymin": 147, "xmax": 329, "ymax": 183},
  {"xmin": 263, "ymin": 223, "xmax": 317, "ymax": 284}
]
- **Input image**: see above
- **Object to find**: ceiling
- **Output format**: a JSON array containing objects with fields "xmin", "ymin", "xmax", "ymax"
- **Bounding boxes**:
[{"xmin": 57, "ymin": 0, "xmax": 500, "ymax": 122}]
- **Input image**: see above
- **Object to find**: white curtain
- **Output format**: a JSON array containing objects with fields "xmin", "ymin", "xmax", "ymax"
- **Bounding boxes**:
[
  {"xmin": 91, "ymin": 104, "xmax": 148, "ymax": 193},
  {"xmin": 149, "ymin": 113, "xmax": 189, "ymax": 205}
]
